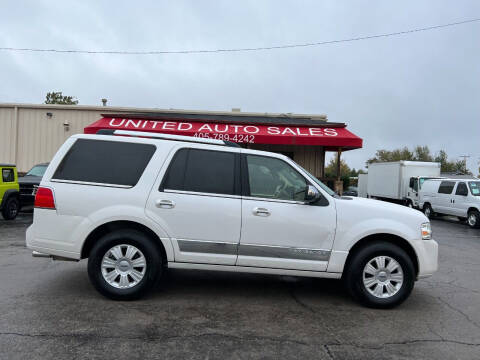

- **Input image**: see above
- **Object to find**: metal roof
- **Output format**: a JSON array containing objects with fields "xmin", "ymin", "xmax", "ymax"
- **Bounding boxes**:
[
  {"xmin": 0, "ymin": 103, "xmax": 328, "ymax": 121},
  {"xmin": 102, "ymin": 112, "xmax": 345, "ymax": 128}
]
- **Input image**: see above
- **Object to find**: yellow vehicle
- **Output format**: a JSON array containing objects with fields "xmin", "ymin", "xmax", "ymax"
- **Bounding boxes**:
[{"xmin": 0, "ymin": 164, "xmax": 20, "ymax": 220}]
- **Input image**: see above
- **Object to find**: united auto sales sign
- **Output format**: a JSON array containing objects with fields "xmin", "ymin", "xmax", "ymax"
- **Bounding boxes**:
[{"xmin": 85, "ymin": 117, "xmax": 362, "ymax": 147}]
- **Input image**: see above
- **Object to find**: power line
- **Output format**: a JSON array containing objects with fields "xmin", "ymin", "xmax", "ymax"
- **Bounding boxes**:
[{"xmin": 0, "ymin": 17, "xmax": 479, "ymax": 55}]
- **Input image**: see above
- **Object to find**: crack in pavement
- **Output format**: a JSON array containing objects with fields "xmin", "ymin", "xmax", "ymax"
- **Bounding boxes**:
[
  {"xmin": 0, "ymin": 331, "xmax": 310, "ymax": 346},
  {"xmin": 287, "ymin": 286, "xmax": 347, "ymax": 350},
  {"xmin": 4, "ymin": 331, "xmax": 476, "ymax": 349},
  {"xmin": 326, "ymin": 339, "xmax": 480, "ymax": 350},
  {"xmin": 323, "ymin": 344, "xmax": 335, "ymax": 359},
  {"xmin": 434, "ymin": 296, "xmax": 480, "ymax": 330}
]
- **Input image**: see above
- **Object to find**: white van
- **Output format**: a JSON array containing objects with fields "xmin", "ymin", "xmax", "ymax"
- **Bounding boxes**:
[{"xmin": 419, "ymin": 179, "xmax": 480, "ymax": 228}]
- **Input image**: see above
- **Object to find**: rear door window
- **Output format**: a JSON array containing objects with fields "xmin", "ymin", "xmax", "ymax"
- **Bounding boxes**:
[
  {"xmin": 438, "ymin": 181, "xmax": 456, "ymax": 194},
  {"xmin": 161, "ymin": 148, "xmax": 239, "ymax": 196},
  {"xmin": 52, "ymin": 139, "xmax": 156, "ymax": 187}
]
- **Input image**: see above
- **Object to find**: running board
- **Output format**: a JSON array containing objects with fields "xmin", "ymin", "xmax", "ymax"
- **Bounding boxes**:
[{"xmin": 32, "ymin": 251, "xmax": 79, "ymax": 262}]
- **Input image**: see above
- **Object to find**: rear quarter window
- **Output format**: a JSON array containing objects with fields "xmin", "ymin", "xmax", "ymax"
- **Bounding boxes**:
[
  {"xmin": 438, "ymin": 181, "xmax": 456, "ymax": 194},
  {"xmin": 52, "ymin": 139, "xmax": 156, "ymax": 187}
]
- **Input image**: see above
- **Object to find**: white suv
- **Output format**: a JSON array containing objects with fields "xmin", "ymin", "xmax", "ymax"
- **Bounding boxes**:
[{"xmin": 26, "ymin": 130, "xmax": 438, "ymax": 308}]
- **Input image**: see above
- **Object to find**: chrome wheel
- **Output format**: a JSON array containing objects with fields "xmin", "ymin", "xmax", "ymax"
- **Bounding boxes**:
[
  {"xmin": 363, "ymin": 256, "xmax": 404, "ymax": 299},
  {"xmin": 101, "ymin": 244, "xmax": 147, "ymax": 289},
  {"xmin": 468, "ymin": 213, "xmax": 477, "ymax": 227}
]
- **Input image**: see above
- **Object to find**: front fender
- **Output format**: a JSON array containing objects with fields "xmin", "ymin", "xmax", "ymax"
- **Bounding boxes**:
[
  {"xmin": 1, "ymin": 189, "xmax": 19, "ymax": 208},
  {"xmin": 334, "ymin": 217, "xmax": 419, "ymax": 252}
]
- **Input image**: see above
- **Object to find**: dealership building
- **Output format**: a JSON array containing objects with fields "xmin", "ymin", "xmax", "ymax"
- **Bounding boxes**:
[{"xmin": 0, "ymin": 103, "xmax": 362, "ymax": 192}]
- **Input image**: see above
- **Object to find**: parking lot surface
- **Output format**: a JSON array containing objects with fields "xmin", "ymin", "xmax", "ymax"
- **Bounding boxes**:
[{"xmin": 0, "ymin": 214, "xmax": 479, "ymax": 360}]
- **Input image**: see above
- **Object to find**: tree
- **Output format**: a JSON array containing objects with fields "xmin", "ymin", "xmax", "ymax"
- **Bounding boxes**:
[
  {"xmin": 325, "ymin": 158, "xmax": 350, "ymax": 178},
  {"xmin": 367, "ymin": 147, "xmax": 414, "ymax": 164},
  {"xmin": 413, "ymin": 146, "xmax": 433, "ymax": 162},
  {"xmin": 44, "ymin": 92, "xmax": 78, "ymax": 105},
  {"xmin": 325, "ymin": 158, "xmax": 354, "ymax": 188},
  {"xmin": 433, "ymin": 150, "xmax": 471, "ymax": 174},
  {"xmin": 367, "ymin": 146, "xmax": 472, "ymax": 174}
]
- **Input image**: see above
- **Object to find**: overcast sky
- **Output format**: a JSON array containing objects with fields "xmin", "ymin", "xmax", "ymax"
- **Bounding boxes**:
[{"xmin": 1, "ymin": 1, "xmax": 479, "ymax": 173}]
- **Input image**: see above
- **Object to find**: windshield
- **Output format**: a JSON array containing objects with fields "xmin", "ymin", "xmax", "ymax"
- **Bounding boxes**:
[
  {"xmin": 419, "ymin": 177, "xmax": 437, "ymax": 189},
  {"xmin": 295, "ymin": 164, "xmax": 336, "ymax": 197},
  {"xmin": 468, "ymin": 181, "xmax": 480, "ymax": 196},
  {"xmin": 26, "ymin": 165, "xmax": 48, "ymax": 177}
]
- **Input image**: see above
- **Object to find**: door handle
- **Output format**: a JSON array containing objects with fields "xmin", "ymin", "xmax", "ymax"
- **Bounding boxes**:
[
  {"xmin": 155, "ymin": 199, "xmax": 175, "ymax": 209},
  {"xmin": 253, "ymin": 207, "xmax": 270, "ymax": 216}
]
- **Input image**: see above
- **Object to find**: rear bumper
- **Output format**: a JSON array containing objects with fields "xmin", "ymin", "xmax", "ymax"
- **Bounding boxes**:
[
  {"xmin": 32, "ymin": 250, "xmax": 78, "ymax": 261},
  {"xmin": 26, "ymin": 224, "xmax": 80, "ymax": 260}
]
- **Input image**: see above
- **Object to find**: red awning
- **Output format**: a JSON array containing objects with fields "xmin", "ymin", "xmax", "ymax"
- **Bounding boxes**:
[{"xmin": 84, "ymin": 117, "xmax": 362, "ymax": 150}]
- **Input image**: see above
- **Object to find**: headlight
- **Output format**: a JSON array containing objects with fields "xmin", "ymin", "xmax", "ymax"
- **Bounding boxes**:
[{"xmin": 421, "ymin": 222, "xmax": 432, "ymax": 240}]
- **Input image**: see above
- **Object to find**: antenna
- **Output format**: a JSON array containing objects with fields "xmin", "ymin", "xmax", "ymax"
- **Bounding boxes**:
[{"xmin": 459, "ymin": 155, "xmax": 471, "ymax": 174}]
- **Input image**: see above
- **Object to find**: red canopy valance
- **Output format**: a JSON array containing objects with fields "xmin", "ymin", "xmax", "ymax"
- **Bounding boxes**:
[{"xmin": 85, "ymin": 117, "xmax": 362, "ymax": 150}]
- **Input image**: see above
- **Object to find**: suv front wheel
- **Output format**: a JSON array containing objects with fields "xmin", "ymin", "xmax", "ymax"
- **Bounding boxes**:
[
  {"xmin": 344, "ymin": 242, "xmax": 415, "ymax": 308},
  {"xmin": 87, "ymin": 229, "xmax": 163, "ymax": 300},
  {"xmin": 1, "ymin": 196, "xmax": 20, "ymax": 220}
]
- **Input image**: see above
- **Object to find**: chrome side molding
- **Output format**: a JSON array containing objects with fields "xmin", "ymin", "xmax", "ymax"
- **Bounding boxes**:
[{"xmin": 32, "ymin": 251, "xmax": 79, "ymax": 262}]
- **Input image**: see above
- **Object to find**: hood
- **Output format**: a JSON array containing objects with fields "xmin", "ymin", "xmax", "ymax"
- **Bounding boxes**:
[{"xmin": 335, "ymin": 196, "xmax": 428, "ymax": 224}]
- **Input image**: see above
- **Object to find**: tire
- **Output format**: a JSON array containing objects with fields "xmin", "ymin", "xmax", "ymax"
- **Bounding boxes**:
[
  {"xmin": 423, "ymin": 203, "xmax": 434, "ymax": 219},
  {"xmin": 458, "ymin": 217, "xmax": 467, "ymax": 223},
  {"xmin": 1, "ymin": 196, "xmax": 20, "ymax": 220},
  {"xmin": 87, "ymin": 229, "xmax": 163, "ymax": 300},
  {"xmin": 344, "ymin": 242, "xmax": 415, "ymax": 309},
  {"xmin": 467, "ymin": 210, "xmax": 480, "ymax": 229},
  {"xmin": 406, "ymin": 200, "xmax": 413, "ymax": 208}
]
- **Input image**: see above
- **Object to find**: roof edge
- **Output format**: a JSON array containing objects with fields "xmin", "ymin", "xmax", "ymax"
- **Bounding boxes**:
[{"xmin": 0, "ymin": 102, "xmax": 328, "ymax": 120}]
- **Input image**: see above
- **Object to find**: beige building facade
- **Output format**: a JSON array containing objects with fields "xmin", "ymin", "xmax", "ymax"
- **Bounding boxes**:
[{"xmin": 0, "ymin": 104, "xmax": 359, "ymax": 189}]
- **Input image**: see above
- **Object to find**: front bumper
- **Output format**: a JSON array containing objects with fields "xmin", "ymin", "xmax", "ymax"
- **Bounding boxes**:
[{"xmin": 413, "ymin": 238, "xmax": 438, "ymax": 278}]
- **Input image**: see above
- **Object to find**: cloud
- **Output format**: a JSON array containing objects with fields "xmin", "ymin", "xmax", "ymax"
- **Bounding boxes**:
[{"xmin": 1, "ymin": 0, "xmax": 479, "ymax": 173}]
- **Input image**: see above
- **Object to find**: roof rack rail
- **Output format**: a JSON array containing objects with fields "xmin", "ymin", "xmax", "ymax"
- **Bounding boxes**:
[{"xmin": 95, "ymin": 129, "xmax": 241, "ymax": 148}]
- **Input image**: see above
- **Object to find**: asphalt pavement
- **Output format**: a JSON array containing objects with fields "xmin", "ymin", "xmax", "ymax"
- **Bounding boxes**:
[{"xmin": 0, "ymin": 214, "xmax": 479, "ymax": 359}]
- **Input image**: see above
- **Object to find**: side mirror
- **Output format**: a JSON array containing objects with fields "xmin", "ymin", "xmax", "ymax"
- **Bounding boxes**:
[{"xmin": 305, "ymin": 185, "xmax": 321, "ymax": 203}]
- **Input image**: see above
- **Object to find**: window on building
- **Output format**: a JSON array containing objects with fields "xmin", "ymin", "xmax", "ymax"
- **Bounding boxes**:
[{"xmin": 52, "ymin": 139, "xmax": 156, "ymax": 187}]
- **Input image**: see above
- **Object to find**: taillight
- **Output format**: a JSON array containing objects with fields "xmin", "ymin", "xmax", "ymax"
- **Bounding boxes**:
[{"xmin": 34, "ymin": 187, "xmax": 56, "ymax": 209}]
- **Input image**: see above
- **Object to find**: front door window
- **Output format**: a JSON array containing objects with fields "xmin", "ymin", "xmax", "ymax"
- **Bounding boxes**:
[{"xmin": 246, "ymin": 155, "xmax": 307, "ymax": 201}]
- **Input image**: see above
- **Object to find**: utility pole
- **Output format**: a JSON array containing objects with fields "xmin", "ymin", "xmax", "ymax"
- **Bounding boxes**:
[{"xmin": 459, "ymin": 155, "xmax": 470, "ymax": 174}]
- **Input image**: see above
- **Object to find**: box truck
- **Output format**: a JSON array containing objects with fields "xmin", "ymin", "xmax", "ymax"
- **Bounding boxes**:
[
  {"xmin": 364, "ymin": 161, "xmax": 441, "ymax": 208},
  {"xmin": 357, "ymin": 173, "xmax": 368, "ymax": 198}
]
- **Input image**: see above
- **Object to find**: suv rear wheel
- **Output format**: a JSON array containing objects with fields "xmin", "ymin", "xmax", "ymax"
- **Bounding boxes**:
[
  {"xmin": 344, "ymin": 242, "xmax": 415, "ymax": 308},
  {"xmin": 87, "ymin": 229, "xmax": 162, "ymax": 300},
  {"xmin": 1, "ymin": 196, "xmax": 20, "ymax": 220}
]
